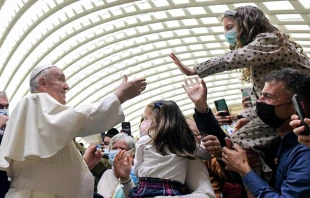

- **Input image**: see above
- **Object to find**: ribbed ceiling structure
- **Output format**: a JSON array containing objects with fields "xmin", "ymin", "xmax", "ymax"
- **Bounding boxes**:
[{"xmin": 0, "ymin": 0, "xmax": 309, "ymax": 143}]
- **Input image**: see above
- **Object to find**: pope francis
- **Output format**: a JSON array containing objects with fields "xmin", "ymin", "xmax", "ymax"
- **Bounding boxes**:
[{"xmin": 0, "ymin": 64, "xmax": 147, "ymax": 198}]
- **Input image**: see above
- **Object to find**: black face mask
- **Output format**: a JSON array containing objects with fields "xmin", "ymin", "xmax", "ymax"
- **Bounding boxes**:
[{"xmin": 256, "ymin": 101, "xmax": 291, "ymax": 129}]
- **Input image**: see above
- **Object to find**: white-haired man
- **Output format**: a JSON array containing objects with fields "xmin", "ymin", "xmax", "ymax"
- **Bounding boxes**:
[{"xmin": 0, "ymin": 64, "xmax": 146, "ymax": 197}]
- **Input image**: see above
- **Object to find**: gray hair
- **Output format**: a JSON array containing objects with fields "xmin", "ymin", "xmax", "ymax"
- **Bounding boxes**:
[
  {"xmin": 109, "ymin": 133, "xmax": 136, "ymax": 151},
  {"xmin": 29, "ymin": 69, "xmax": 50, "ymax": 93},
  {"xmin": 0, "ymin": 91, "xmax": 8, "ymax": 99}
]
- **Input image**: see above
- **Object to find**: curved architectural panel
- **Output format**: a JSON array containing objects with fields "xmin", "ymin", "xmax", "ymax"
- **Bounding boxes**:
[{"xmin": 0, "ymin": 0, "xmax": 309, "ymax": 142}]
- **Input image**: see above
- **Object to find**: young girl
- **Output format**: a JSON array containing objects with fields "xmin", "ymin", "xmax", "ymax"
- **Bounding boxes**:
[{"xmin": 130, "ymin": 100, "xmax": 210, "ymax": 197}]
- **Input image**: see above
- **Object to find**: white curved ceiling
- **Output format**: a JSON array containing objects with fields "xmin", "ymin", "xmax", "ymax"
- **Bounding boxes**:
[{"xmin": 0, "ymin": 0, "xmax": 309, "ymax": 142}]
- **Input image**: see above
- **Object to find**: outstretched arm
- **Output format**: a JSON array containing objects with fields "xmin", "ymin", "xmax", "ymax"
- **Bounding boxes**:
[
  {"xmin": 182, "ymin": 77, "xmax": 227, "ymax": 146},
  {"xmin": 170, "ymin": 53, "xmax": 197, "ymax": 76}
]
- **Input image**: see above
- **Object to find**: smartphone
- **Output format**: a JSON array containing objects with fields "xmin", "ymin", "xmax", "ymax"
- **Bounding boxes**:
[
  {"xmin": 241, "ymin": 87, "xmax": 252, "ymax": 102},
  {"xmin": 214, "ymin": 99, "xmax": 230, "ymax": 116},
  {"xmin": 292, "ymin": 94, "xmax": 310, "ymax": 135},
  {"xmin": 121, "ymin": 122, "xmax": 131, "ymax": 136}
]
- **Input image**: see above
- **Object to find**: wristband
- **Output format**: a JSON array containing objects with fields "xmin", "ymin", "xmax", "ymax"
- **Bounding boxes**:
[{"xmin": 120, "ymin": 177, "xmax": 132, "ymax": 185}]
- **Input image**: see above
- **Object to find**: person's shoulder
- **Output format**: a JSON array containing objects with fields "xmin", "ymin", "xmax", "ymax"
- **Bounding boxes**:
[
  {"xmin": 288, "ymin": 143, "xmax": 310, "ymax": 162},
  {"xmin": 21, "ymin": 93, "xmax": 51, "ymax": 102}
]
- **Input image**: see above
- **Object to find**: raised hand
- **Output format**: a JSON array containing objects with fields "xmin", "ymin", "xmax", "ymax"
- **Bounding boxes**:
[
  {"xmin": 83, "ymin": 145, "xmax": 103, "ymax": 170},
  {"xmin": 113, "ymin": 150, "xmax": 132, "ymax": 182},
  {"xmin": 114, "ymin": 75, "xmax": 147, "ymax": 104},
  {"xmin": 170, "ymin": 53, "xmax": 197, "ymax": 76},
  {"xmin": 215, "ymin": 111, "xmax": 233, "ymax": 125},
  {"xmin": 290, "ymin": 114, "xmax": 310, "ymax": 148},
  {"xmin": 242, "ymin": 96, "xmax": 253, "ymax": 109},
  {"xmin": 0, "ymin": 114, "xmax": 8, "ymax": 129},
  {"xmin": 183, "ymin": 77, "xmax": 208, "ymax": 113}
]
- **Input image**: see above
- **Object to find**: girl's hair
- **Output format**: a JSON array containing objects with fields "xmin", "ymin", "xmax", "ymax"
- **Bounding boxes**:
[
  {"xmin": 234, "ymin": 6, "xmax": 276, "ymax": 48},
  {"xmin": 147, "ymin": 100, "xmax": 196, "ymax": 159},
  {"xmin": 229, "ymin": 6, "xmax": 307, "ymax": 82}
]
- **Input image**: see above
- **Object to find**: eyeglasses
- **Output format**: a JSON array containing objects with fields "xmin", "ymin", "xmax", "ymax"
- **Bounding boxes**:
[
  {"xmin": 0, "ymin": 104, "xmax": 9, "ymax": 109},
  {"xmin": 100, "ymin": 141, "xmax": 110, "ymax": 146}
]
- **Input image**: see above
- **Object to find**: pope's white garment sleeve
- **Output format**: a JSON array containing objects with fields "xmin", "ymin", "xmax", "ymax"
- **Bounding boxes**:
[
  {"xmin": 0, "ymin": 93, "xmax": 124, "ymax": 169},
  {"xmin": 77, "ymin": 94, "xmax": 125, "ymax": 137}
]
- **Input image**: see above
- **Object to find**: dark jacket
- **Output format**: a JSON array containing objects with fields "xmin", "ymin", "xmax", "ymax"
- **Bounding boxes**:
[{"xmin": 193, "ymin": 108, "xmax": 228, "ymax": 147}]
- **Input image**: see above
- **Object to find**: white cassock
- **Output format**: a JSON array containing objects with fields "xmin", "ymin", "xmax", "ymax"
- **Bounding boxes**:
[{"xmin": 0, "ymin": 93, "xmax": 125, "ymax": 198}]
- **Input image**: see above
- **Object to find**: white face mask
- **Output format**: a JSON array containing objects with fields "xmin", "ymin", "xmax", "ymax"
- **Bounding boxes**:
[
  {"xmin": 140, "ymin": 120, "xmax": 152, "ymax": 136},
  {"xmin": 0, "ymin": 109, "xmax": 8, "ymax": 116}
]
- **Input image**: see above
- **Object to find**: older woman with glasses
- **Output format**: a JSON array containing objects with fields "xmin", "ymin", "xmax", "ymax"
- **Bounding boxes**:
[{"xmin": 97, "ymin": 133, "xmax": 137, "ymax": 198}]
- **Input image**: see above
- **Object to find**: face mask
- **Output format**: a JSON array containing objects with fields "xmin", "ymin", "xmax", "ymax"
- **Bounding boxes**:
[
  {"xmin": 140, "ymin": 120, "xmax": 152, "ymax": 136},
  {"xmin": 130, "ymin": 166, "xmax": 139, "ymax": 186},
  {"xmin": 0, "ymin": 109, "xmax": 8, "ymax": 116},
  {"xmin": 103, "ymin": 148, "xmax": 109, "ymax": 156},
  {"xmin": 256, "ymin": 101, "xmax": 291, "ymax": 129},
  {"xmin": 109, "ymin": 149, "xmax": 119, "ymax": 165},
  {"xmin": 224, "ymin": 29, "xmax": 238, "ymax": 47}
]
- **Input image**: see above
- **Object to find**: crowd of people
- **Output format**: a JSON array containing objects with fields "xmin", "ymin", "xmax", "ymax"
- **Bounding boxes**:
[{"xmin": 0, "ymin": 5, "xmax": 310, "ymax": 198}]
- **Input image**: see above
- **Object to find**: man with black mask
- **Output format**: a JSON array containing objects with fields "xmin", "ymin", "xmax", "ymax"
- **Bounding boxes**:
[{"xmin": 222, "ymin": 68, "xmax": 310, "ymax": 197}]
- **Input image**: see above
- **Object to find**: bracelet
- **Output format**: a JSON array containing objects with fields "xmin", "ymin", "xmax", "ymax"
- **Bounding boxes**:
[{"xmin": 120, "ymin": 177, "xmax": 132, "ymax": 185}]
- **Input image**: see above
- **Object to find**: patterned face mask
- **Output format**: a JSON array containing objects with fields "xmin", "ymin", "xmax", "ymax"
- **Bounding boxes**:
[{"xmin": 224, "ymin": 29, "xmax": 238, "ymax": 47}]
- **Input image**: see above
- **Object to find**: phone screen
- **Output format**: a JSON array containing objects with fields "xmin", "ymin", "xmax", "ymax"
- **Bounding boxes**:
[
  {"xmin": 221, "ymin": 121, "xmax": 236, "ymax": 136},
  {"xmin": 241, "ymin": 88, "xmax": 252, "ymax": 102},
  {"xmin": 122, "ymin": 122, "xmax": 131, "ymax": 130},
  {"xmin": 214, "ymin": 99, "xmax": 230, "ymax": 116},
  {"xmin": 121, "ymin": 122, "xmax": 131, "ymax": 136}
]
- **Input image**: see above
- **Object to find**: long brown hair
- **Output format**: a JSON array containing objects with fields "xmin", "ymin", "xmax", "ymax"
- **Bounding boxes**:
[
  {"xmin": 232, "ymin": 6, "xmax": 307, "ymax": 82},
  {"xmin": 147, "ymin": 100, "xmax": 196, "ymax": 159}
]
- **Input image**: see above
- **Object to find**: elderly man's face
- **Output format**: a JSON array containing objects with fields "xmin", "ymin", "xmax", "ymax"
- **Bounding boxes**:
[
  {"xmin": 111, "ymin": 140, "xmax": 129, "ymax": 151},
  {"xmin": 43, "ymin": 67, "xmax": 69, "ymax": 105},
  {"xmin": 0, "ymin": 96, "xmax": 9, "ymax": 110}
]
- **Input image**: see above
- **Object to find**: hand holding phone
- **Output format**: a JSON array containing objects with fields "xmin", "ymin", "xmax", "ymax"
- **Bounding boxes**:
[
  {"xmin": 214, "ymin": 99, "xmax": 230, "ymax": 116},
  {"xmin": 121, "ymin": 122, "xmax": 131, "ymax": 136},
  {"xmin": 292, "ymin": 94, "xmax": 310, "ymax": 135},
  {"xmin": 241, "ymin": 88, "xmax": 252, "ymax": 102}
]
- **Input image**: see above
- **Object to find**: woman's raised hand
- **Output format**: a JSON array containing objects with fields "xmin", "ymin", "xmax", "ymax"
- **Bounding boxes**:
[{"xmin": 170, "ymin": 53, "xmax": 197, "ymax": 76}]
